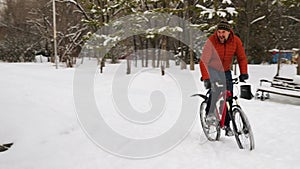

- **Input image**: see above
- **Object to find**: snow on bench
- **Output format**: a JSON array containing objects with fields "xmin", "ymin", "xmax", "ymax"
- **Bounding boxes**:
[{"xmin": 256, "ymin": 76, "xmax": 300, "ymax": 100}]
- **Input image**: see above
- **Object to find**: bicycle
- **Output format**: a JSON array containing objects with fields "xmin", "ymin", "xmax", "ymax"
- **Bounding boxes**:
[{"xmin": 192, "ymin": 78, "xmax": 255, "ymax": 150}]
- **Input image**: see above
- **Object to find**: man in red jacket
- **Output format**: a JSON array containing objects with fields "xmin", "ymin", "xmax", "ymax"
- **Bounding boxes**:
[{"xmin": 199, "ymin": 20, "xmax": 249, "ymax": 136}]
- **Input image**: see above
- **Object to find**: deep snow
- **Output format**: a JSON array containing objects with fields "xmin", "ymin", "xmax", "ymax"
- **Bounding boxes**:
[{"xmin": 0, "ymin": 60, "xmax": 300, "ymax": 169}]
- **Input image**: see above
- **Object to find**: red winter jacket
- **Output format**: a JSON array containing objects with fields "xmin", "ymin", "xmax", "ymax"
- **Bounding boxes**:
[{"xmin": 199, "ymin": 30, "xmax": 248, "ymax": 80}]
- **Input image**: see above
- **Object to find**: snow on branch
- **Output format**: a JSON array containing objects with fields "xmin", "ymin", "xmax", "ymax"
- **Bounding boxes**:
[
  {"xmin": 196, "ymin": 5, "xmax": 215, "ymax": 19},
  {"xmin": 222, "ymin": 0, "xmax": 232, "ymax": 4},
  {"xmin": 158, "ymin": 26, "xmax": 183, "ymax": 33},
  {"xmin": 250, "ymin": 15, "xmax": 266, "ymax": 24},
  {"xmin": 63, "ymin": 0, "xmax": 77, "ymax": 5},
  {"xmin": 282, "ymin": 15, "xmax": 300, "ymax": 23},
  {"xmin": 225, "ymin": 7, "xmax": 237, "ymax": 16},
  {"xmin": 195, "ymin": 5, "xmax": 237, "ymax": 19},
  {"xmin": 59, "ymin": 0, "xmax": 90, "ymax": 21}
]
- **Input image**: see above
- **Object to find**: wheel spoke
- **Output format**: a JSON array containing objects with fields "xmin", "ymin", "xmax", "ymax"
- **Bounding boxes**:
[
  {"xmin": 199, "ymin": 102, "xmax": 220, "ymax": 141},
  {"xmin": 232, "ymin": 107, "xmax": 255, "ymax": 150}
]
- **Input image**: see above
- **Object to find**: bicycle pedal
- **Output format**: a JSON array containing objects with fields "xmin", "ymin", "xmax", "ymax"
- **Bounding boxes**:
[{"xmin": 225, "ymin": 127, "xmax": 234, "ymax": 136}]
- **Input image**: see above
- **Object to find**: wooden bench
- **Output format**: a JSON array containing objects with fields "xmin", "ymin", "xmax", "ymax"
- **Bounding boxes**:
[{"xmin": 256, "ymin": 76, "xmax": 300, "ymax": 100}]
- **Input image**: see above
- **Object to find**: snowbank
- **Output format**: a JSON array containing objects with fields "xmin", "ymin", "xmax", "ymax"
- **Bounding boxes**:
[
  {"xmin": 34, "ymin": 55, "xmax": 49, "ymax": 63},
  {"xmin": 1, "ymin": 62, "xmax": 300, "ymax": 169}
]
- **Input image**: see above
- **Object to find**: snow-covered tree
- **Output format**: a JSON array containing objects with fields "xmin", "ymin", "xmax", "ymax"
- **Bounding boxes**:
[
  {"xmin": 0, "ymin": 0, "xmax": 299, "ymax": 67},
  {"xmin": 0, "ymin": 0, "xmax": 42, "ymax": 62},
  {"xmin": 194, "ymin": 0, "xmax": 238, "ymax": 34},
  {"xmin": 236, "ymin": 0, "xmax": 299, "ymax": 63}
]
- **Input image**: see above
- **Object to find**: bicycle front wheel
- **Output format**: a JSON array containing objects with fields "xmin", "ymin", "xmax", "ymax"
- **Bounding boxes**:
[
  {"xmin": 232, "ymin": 106, "xmax": 255, "ymax": 150},
  {"xmin": 199, "ymin": 101, "xmax": 220, "ymax": 141}
]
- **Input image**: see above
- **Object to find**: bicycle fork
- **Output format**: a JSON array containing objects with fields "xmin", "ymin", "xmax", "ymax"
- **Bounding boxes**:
[
  {"xmin": 220, "ymin": 97, "xmax": 237, "ymax": 129},
  {"xmin": 219, "ymin": 100, "xmax": 227, "ymax": 128}
]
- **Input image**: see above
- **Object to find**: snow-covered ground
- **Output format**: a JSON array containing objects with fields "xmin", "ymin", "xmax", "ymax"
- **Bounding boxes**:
[{"xmin": 0, "ymin": 60, "xmax": 300, "ymax": 169}]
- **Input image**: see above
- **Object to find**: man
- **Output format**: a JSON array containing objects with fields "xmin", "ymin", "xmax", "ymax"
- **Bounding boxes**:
[{"xmin": 199, "ymin": 20, "xmax": 249, "ymax": 136}]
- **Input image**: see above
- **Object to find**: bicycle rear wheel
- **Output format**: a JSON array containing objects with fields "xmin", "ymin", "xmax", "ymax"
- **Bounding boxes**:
[
  {"xmin": 231, "ymin": 106, "xmax": 255, "ymax": 150},
  {"xmin": 199, "ymin": 101, "xmax": 220, "ymax": 141}
]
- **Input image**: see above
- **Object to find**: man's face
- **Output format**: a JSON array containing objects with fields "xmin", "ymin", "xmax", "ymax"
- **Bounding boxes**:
[{"xmin": 217, "ymin": 30, "xmax": 230, "ymax": 43}]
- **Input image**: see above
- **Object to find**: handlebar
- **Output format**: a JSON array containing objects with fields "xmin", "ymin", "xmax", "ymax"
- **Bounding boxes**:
[
  {"xmin": 213, "ymin": 78, "xmax": 244, "ymax": 88},
  {"xmin": 232, "ymin": 78, "xmax": 239, "ymax": 84}
]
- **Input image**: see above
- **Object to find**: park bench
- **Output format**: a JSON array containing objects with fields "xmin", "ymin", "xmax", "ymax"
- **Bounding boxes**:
[{"xmin": 255, "ymin": 76, "xmax": 300, "ymax": 100}]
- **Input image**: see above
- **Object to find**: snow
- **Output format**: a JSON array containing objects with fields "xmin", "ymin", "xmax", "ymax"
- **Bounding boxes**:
[
  {"xmin": 217, "ymin": 11, "xmax": 227, "ymax": 17},
  {"xmin": 195, "ymin": 5, "xmax": 215, "ymax": 19},
  {"xmin": 90, "ymin": 8, "xmax": 97, "ymax": 13},
  {"xmin": 225, "ymin": 7, "xmax": 238, "ymax": 16},
  {"xmin": 1, "ymin": 61, "xmax": 300, "ymax": 169},
  {"xmin": 92, "ymin": 34, "xmax": 121, "ymax": 47},
  {"xmin": 65, "ymin": 0, "xmax": 77, "ymax": 5},
  {"xmin": 157, "ymin": 26, "xmax": 183, "ymax": 33},
  {"xmin": 222, "ymin": 0, "xmax": 232, "ymax": 4},
  {"xmin": 196, "ymin": 5, "xmax": 237, "ymax": 19},
  {"xmin": 293, "ymin": 75, "xmax": 300, "ymax": 85},
  {"xmin": 251, "ymin": 16, "xmax": 266, "ymax": 25},
  {"xmin": 201, "ymin": 8, "xmax": 215, "ymax": 19},
  {"xmin": 272, "ymin": 0, "xmax": 278, "ymax": 5},
  {"xmin": 34, "ymin": 55, "xmax": 48, "ymax": 63}
]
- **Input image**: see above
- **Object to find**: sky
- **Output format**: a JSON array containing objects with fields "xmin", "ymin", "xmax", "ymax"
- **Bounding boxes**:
[{"xmin": 0, "ymin": 59, "xmax": 300, "ymax": 169}]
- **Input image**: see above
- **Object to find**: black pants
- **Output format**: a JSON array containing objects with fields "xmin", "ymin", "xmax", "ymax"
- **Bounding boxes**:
[{"xmin": 205, "ymin": 69, "xmax": 233, "ymax": 127}]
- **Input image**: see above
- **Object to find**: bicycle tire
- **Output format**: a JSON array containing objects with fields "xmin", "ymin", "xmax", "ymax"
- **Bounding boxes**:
[
  {"xmin": 231, "ymin": 106, "xmax": 255, "ymax": 150},
  {"xmin": 199, "ymin": 101, "xmax": 220, "ymax": 141}
]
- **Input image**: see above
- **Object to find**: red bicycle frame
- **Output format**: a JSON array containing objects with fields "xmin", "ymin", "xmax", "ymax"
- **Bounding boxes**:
[{"xmin": 215, "ymin": 90, "xmax": 232, "ymax": 128}]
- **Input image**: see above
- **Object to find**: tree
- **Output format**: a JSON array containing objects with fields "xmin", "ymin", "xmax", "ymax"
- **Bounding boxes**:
[
  {"xmin": 235, "ymin": 0, "xmax": 300, "ymax": 64},
  {"xmin": 1, "ymin": 0, "xmax": 299, "ymax": 68},
  {"xmin": 0, "ymin": 0, "xmax": 42, "ymax": 62}
]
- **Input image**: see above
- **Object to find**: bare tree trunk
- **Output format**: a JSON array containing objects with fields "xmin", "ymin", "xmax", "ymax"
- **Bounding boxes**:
[
  {"xmin": 141, "ymin": 52, "xmax": 145, "ymax": 67},
  {"xmin": 161, "ymin": 64, "xmax": 165, "ymax": 76},
  {"xmin": 152, "ymin": 47, "xmax": 156, "ymax": 68},
  {"xmin": 141, "ymin": 48, "xmax": 145, "ymax": 67},
  {"xmin": 276, "ymin": 51, "xmax": 281, "ymax": 76},
  {"xmin": 127, "ymin": 57, "xmax": 131, "ymax": 74},
  {"xmin": 141, "ymin": 37, "xmax": 145, "ymax": 67},
  {"xmin": 156, "ymin": 37, "xmax": 161, "ymax": 68},
  {"xmin": 100, "ymin": 58, "xmax": 105, "ymax": 73},
  {"xmin": 161, "ymin": 36, "xmax": 167, "ymax": 76},
  {"xmin": 234, "ymin": 61, "xmax": 237, "ymax": 75},
  {"xmin": 134, "ymin": 54, "xmax": 137, "ymax": 68},
  {"xmin": 297, "ymin": 52, "xmax": 300, "ymax": 75},
  {"xmin": 180, "ymin": 44, "xmax": 186, "ymax": 69},
  {"xmin": 189, "ymin": 29, "xmax": 195, "ymax": 70},
  {"xmin": 145, "ymin": 39, "xmax": 149, "ymax": 67},
  {"xmin": 187, "ymin": 0, "xmax": 194, "ymax": 71},
  {"xmin": 180, "ymin": 3, "xmax": 186, "ymax": 70},
  {"xmin": 165, "ymin": 36, "xmax": 170, "ymax": 68}
]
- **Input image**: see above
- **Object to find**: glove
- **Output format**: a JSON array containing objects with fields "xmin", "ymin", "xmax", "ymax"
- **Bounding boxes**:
[
  {"xmin": 204, "ymin": 79, "xmax": 211, "ymax": 89},
  {"xmin": 239, "ymin": 74, "xmax": 249, "ymax": 82}
]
